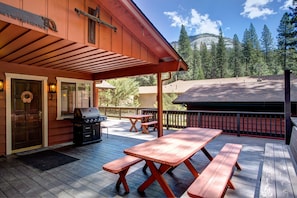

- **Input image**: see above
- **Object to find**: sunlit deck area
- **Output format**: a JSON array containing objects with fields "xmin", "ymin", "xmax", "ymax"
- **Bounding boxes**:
[{"xmin": 0, "ymin": 119, "xmax": 286, "ymax": 198}]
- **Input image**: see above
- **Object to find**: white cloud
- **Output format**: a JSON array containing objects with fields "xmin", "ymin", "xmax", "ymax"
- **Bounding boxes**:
[
  {"xmin": 164, "ymin": 11, "xmax": 188, "ymax": 27},
  {"xmin": 164, "ymin": 9, "xmax": 222, "ymax": 35},
  {"xmin": 240, "ymin": 0, "xmax": 276, "ymax": 19},
  {"xmin": 280, "ymin": 0, "xmax": 293, "ymax": 10}
]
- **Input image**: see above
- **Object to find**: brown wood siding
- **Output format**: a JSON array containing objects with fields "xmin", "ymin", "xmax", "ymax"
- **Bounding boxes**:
[
  {"xmin": 0, "ymin": 0, "xmax": 159, "ymax": 64},
  {"xmin": 68, "ymin": 0, "xmax": 85, "ymax": 43},
  {"xmin": 48, "ymin": 0, "xmax": 69, "ymax": 39},
  {"xmin": 122, "ymin": 30, "xmax": 132, "ymax": 57}
]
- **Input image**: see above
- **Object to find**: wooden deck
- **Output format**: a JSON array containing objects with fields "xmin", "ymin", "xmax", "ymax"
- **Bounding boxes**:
[{"xmin": 0, "ymin": 119, "xmax": 285, "ymax": 198}]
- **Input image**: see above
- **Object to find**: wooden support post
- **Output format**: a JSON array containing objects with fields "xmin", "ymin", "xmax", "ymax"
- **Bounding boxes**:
[
  {"xmin": 157, "ymin": 72, "xmax": 163, "ymax": 137},
  {"xmin": 285, "ymin": 69, "xmax": 292, "ymax": 145},
  {"xmin": 93, "ymin": 82, "xmax": 98, "ymax": 107}
]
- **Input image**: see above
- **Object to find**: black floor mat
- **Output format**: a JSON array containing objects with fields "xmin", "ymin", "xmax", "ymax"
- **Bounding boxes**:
[{"xmin": 18, "ymin": 150, "xmax": 79, "ymax": 171}]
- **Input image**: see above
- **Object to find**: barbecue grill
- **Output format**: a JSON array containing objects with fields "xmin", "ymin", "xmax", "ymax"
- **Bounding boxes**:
[{"xmin": 73, "ymin": 107, "xmax": 107, "ymax": 145}]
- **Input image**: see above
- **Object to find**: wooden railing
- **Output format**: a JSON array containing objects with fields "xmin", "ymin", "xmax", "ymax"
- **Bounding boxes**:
[{"xmin": 98, "ymin": 107, "xmax": 285, "ymax": 139}]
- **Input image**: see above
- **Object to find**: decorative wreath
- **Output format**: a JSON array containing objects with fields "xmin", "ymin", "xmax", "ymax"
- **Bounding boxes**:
[{"xmin": 21, "ymin": 91, "xmax": 33, "ymax": 104}]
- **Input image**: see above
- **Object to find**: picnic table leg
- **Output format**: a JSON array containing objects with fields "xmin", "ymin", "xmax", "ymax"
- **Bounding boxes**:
[
  {"xmin": 235, "ymin": 162, "xmax": 242, "ymax": 170},
  {"xmin": 201, "ymin": 147, "xmax": 213, "ymax": 161},
  {"xmin": 138, "ymin": 161, "xmax": 174, "ymax": 197},
  {"xmin": 184, "ymin": 159, "xmax": 199, "ymax": 178},
  {"xmin": 129, "ymin": 118, "xmax": 138, "ymax": 132},
  {"xmin": 116, "ymin": 169, "xmax": 130, "ymax": 193}
]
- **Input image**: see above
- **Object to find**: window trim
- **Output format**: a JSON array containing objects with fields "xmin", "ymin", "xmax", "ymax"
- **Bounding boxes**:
[{"xmin": 56, "ymin": 77, "xmax": 93, "ymax": 120}]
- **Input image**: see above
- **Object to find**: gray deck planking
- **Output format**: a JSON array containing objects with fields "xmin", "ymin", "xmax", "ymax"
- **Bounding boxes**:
[{"xmin": 0, "ymin": 119, "xmax": 283, "ymax": 198}]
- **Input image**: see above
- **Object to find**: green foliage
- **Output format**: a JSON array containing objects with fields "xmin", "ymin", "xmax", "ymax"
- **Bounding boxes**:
[
  {"xmin": 216, "ymin": 28, "xmax": 227, "ymax": 78},
  {"xmin": 154, "ymin": 93, "xmax": 186, "ymax": 110},
  {"xmin": 200, "ymin": 43, "xmax": 211, "ymax": 78},
  {"xmin": 277, "ymin": 12, "xmax": 297, "ymax": 70},
  {"xmin": 100, "ymin": 78, "xmax": 139, "ymax": 107},
  {"xmin": 176, "ymin": 25, "xmax": 193, "ymax": 80},
  {"xmin": 133, "ymin": 75, "xmax": 156, "ymax": 86},
  {"xmin": 229, "ymin": 34, "xmax": 243, "ymax": 77},
  {"xmin": 261, "ymin": 25, "xmax": 275, "ymax": 74}
]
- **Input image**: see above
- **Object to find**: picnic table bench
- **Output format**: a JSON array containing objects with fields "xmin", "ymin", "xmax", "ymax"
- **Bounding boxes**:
[
  {"xmin": 187, "ymin": 143, "xmax": 242, "ymax": 198},
  {"xmin": 141, "ymin": 120, "xmax": 157, "ymax": 133},
  {"xmin": 102, "ymin": 155, "xmax": 142, "ymax": 193},
  {"xmin": 259, "ymin": 126, "xmax": 297, "ymax": 198}
]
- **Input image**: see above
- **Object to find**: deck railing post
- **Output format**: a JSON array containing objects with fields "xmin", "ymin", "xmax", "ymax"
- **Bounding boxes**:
[
  {"xmin": 166, "ymin": 111, "xmax": 169, "ymax": 130},
  {"xmin": 237, "ymin": 113, "xmax": 240, "ymax": 137}
]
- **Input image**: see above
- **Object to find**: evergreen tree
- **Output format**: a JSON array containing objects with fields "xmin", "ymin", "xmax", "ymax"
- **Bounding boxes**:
[
  {"xmin": 200, "ymin": 43, "xmax": 211, "ymax": 78},
  {"xmin": 277, "ymin": 12, "xmax": 295, "ymax": 70},
  {"xmin": 248, "ymin": 23, "xmax": 263, "ymax": 76},
  {"xmin": 261, "ymin": 25, "xmax": 275, "ymax": 74},
  {"xmin": 289, "ymin": 2, "xmax": 297, "ymax": 49},
  {"xmin": 176, "ymin": 25, "xmax": 192, "ymax": 80},
  {"xmin": 242, "ymin": 28, "xmax": 252, "ymax": 75},
  {"xmin": 216, "ymin": 28, "xmax": 227, "ymax": 78},
  {"xmin": 210, "ymin": 42, "xmax": 217, "ymax": 78},
  {"xmin": 192, "ymin": 44, "xmax": 204, "ymax": 79},
  {"xmin": 249, "ymin": 23, "xmax": 260, "ymax": 50},
  {"xmin": 230, "ymin": 34, "xmax": 243, "ymax": 77}
]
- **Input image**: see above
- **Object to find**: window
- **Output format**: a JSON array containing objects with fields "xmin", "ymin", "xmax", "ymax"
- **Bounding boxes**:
[{"xmin": 57, "ymin": 77, "xmax": 93, "ymax": 120}]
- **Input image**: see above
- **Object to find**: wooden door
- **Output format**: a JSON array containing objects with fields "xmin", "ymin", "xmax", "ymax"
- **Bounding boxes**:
[{"xmin": 11, "ymin": 79, "xmax": 42, "ymax": 150}]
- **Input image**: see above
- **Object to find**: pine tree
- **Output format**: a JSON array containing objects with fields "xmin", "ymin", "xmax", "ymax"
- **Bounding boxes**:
[
  {"xmin": 216, "ymin": 28, "xmax": 227, "ymax": 78},
  {"xmin": 210, "ymin": 42, "xmax": 217, "ymax": 78},
  {"xmin": 261, "ymin": 25, "xmax": 275, "ymax": 74},
  {"xmin": 176, "ymin": 25, "xmax": 192, "ymax": 80},
  {"xmin": 242, "ymin": 29, "xmax": 252, "ymax": 76},
  {"xmin": 277, "ymin": 12, "xmax": 295, "ymax": 70},
  {"xmin": 230, "ymin": 34, "xmax": 243, "ymax": 77},
  {"xmin": 192, "ymin": 44, "xmax": 204, "ymax": 79},
  {"xmin": 249, "ymin": 23, "xmax": 260, "ymax": 50},
  {"xmin": 200, "ymin": 43, "xmax": 211, "ymax": 78}
]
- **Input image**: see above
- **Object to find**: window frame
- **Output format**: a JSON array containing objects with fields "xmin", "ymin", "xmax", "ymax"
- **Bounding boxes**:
[{"xmin": 56, "ymin": 77, "xmax": 93, "ymax": 120}]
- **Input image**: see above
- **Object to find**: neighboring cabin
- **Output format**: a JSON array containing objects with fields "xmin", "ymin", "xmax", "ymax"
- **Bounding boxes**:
[
  {"xmin": 139, "ymin": 76, "xmax": 275, "ymax": 109},
  {"xmin": 173, "ymin": 75, "xmax": 297, "ymax": 114}
]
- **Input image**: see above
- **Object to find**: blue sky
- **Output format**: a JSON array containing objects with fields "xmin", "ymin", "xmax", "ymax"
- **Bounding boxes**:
[{"xmin": 133, "ymin": 0, "xmax": 294, "ymax": 43}]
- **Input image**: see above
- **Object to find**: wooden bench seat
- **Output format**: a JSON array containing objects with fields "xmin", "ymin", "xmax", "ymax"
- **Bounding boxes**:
[
  {"xmin": 187, "ymin": 143, "xmax": 242, "ymax": 198},
  {"xmin": 141, "ymin": 120, "xmax": 157, "ymax": 134},
  {"xmin": 102, "ymin": 155, "xmax": 142, "ymax": 193}
]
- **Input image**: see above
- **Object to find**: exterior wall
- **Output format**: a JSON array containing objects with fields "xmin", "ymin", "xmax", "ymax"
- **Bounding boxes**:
[
  {"xmin": 0, "ymin": 61, "xmax": 93, "ymax": 156},
  {"xmin": 139, "ymin": 93, "xmax": 156, "ymax": 108},
  {"xmin": 0, "ymin": 0, "xmax": 158, "ymax": 64}
]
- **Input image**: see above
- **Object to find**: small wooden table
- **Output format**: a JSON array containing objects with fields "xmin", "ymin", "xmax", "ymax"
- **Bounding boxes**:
[
  {"xmin": 124, "ymin": 127, "xmax": 222, "ymax": 197},
  {"xmin": 123, "ymin": 114, "xmax": 152, "ymax": 132}
]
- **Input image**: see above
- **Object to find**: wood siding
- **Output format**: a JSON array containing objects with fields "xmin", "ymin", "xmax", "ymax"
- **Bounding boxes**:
[{"xmin": 0, "ymin": 0, "xmax": 158, "ymax": 64}]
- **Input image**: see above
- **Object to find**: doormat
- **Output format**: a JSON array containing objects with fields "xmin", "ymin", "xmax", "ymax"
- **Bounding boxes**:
[{"xmin": 18, "ymin": 150, "xmax": 79, "ymax": 171}]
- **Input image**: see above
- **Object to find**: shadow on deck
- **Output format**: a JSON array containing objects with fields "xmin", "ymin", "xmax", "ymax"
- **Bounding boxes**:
[{"xmin": 0, "ymin": 118, "xmax": 284, "ymax": 198}]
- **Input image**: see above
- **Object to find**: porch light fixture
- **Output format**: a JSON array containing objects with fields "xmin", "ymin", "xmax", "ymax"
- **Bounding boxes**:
[
  {"xmin": 48, "ymin": 83, "xmax": 56, "ymax": 100},
  {"xmin": 0, "ymin": 80, "xmax": 4, "ymax": 92},
  {"xmin": 49, "ymin": 83, "xmax": 57, "ymax": 93}
]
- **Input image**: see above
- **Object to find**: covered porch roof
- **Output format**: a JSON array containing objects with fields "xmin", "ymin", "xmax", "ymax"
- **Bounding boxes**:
[{"xmin": 0, "ymin": 0, "xmax": 188, "ymax": 80}]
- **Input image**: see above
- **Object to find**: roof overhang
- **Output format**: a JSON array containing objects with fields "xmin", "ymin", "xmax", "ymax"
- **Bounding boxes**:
[{"xmin": 0, "ymin": 0, "xmax": 188, "ymax": 81}]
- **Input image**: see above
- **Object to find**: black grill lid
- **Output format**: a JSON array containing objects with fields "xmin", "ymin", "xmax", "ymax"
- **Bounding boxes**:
[{"xmin": 74, "ymin": 107, "xmax": 101, "ymax": 119}]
